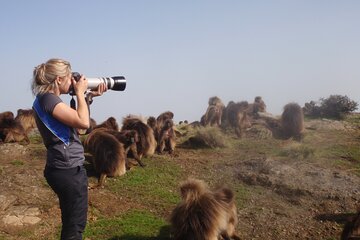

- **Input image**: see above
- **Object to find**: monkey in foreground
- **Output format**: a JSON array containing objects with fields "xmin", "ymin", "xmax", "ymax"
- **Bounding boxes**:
[{"xmin": 170, "ymin": 178, "xmax": 241, "ymax": 240}]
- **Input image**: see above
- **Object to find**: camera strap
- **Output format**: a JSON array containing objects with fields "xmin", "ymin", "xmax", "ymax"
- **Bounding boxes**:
[{"xmin": 70, "ymin": 96, "xmax": 76, "ymax": 110}]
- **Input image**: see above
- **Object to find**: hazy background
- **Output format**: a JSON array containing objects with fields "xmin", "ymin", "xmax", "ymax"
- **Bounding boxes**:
[{"xmin": 1, "ymin": 1, "xmax": 359, "ymax": 124}]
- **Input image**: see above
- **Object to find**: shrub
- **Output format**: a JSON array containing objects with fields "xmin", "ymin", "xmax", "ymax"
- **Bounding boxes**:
[
  {"xmin": 303, "ymin": 95, "xmax": 358, "ymax": 119},
  {"xmin": 183, "ymin": 127, "xmax": 228, "ymax": 149}
]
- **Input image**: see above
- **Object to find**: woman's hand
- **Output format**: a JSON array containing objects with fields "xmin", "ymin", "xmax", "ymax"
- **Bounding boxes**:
[
  {"xmin": 71, "ymin": 75, "xmax": 88, "ymax": 95},
  {"xmin": 90, "ymin": 82, "xmax": 108, "ymax": 97}
]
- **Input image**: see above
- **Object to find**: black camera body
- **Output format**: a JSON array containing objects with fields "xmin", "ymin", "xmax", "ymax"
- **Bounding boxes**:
[{"xmin": 70, "ymin": 72, "xmax": 126, "ymax": 95}]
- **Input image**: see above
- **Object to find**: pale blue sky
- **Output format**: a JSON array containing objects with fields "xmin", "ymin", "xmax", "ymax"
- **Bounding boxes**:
[{"xmin": 1, "ymin": 1, "xmax": 359, "ymax": 123}]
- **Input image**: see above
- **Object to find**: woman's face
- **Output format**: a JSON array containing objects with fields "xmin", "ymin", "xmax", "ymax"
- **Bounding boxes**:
[{"xmin": 58, "ymin": 73, "xmax": 72, "ymax": 94}]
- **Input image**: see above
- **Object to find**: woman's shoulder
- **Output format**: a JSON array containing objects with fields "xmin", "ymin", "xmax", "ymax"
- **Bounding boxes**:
[
  {"xmin": 38, "ymin": 93, "xmax": 61, "ymax": 103},
  {"xmin": 37, "ymin": 93, "xmax": 63, "ymax": 112}
]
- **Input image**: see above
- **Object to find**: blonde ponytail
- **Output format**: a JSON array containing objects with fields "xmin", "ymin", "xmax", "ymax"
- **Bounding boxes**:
[{"xmin": 31, "ymin": 58, "xmax": 71, "ymax": 95}]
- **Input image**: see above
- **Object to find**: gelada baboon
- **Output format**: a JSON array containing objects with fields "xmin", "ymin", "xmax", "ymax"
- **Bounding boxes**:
[
  {"xmin": 257, "ymin": 102, "xmax": 304, "ymax": 141},
  {"xmin": 157, "ymin": 118, "xmax": 176, "ymax": 154},
  {"xmin": 201, "ymin": 105, "xmax": 223, "ymax": 127},
  {"xmin": 170, "ymin": 178, "xmax": 240, "ymax": 240},
  {"xmin": 156, "ymin": 111, "xmax": 174, "ymax": 131},
  {"xmin": 235, "ymin": 110, "xmax": 251, "ymax": 138},
  {"xmin": 0, "ymin": 111, "xmax": 14, "ymax": 142},
  {"xmin": 100, "ymin": 128, "xmax": 146, "ymax": 168},
  {"xmin": 223, "ymin": 101, "xmax": 248, "ymax": 127},
  {"xmin": 154, "ymin": 111, "xmax": 176, "ymax": 154},
  {"xmin": 92, "ymin": 116, "xmax": 119, "ymax": 131},
  {"xmin": 223, "ymin": 101, "xmax": 251, "ymax": 137},
  {"xmin": 202, "ymin": 96, "xmax": 225, "ymax": 127},
  {"xmin": 147, "ymin": 116, "xmax": 158, "ymax": 139},
  {"xmin": 121, "ymin": 116, "xmax": 156, "ymax": 159},
  {"xmin": 247, "ymin": 96, "xmax": 267, "ymax": 116},
  {"xmin": 280, "ymin": 102, "xmax": 304, "ymax": 140},
  {"xmin": 0, "ymin": 111, "xmax": 30, "ymax": 144},
  {"xmin": 83, "ymin": 129, "xmax": 126, "ymax": 187},
  {"xmin": 15, "ymin": 109, "xmax": 37, "ymax": 134}
]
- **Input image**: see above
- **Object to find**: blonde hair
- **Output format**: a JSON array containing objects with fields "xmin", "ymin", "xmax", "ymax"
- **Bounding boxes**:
[{"xmin": 31, "ymin": 58, "xmax": 72, "ymax": 95}]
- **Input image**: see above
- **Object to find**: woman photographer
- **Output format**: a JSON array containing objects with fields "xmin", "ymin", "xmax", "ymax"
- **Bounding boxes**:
[{"xmin": 31, "ymin": 58, "xmax": 106, "ymax": 239}]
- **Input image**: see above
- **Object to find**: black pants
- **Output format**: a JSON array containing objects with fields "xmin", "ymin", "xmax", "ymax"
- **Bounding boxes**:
[{"xmin": 45, "ymin": 165, "xmax": 88, "ymax": 240}]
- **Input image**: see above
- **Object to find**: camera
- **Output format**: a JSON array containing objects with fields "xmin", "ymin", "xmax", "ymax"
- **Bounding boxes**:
[{"xmin": 70, "ymin": 72, "xmax": 126, "ymax": 95}]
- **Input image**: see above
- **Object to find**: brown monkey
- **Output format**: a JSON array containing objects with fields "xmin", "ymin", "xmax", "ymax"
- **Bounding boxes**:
[
  {"xmin": 121, "ymin": 116, "xmax": 157, "ymax": 159},
  {"xmin": 0, "ymin": 111, "xmax": 14, "ymax": 123},
  {"xmin": 0, "ymin": 111, "xmax": 15, "ymax": 141},
  {"xmin": 102, "ymin": 128, "xmax": 146, "ymax": 168},
  {"xmin": 246, "ymin": 96, "xmax": 267, "ymax": 119},
  {"xmin": 202, "ymin": 96, "xmax": 225, "ymax": 127},
  {"xmin": 208, "ymin": 96, "xmax": 225, "ymax": 108},
  {"xmin": 280, "ymin": 102, "xmax": 304, "ymax": 140},
  {"xmin": 83, "ymin": 130, "xmax": 126, "ymax": 187},
  {"xmin": 257, "ymin": 102, "xmax": 304, "ymax": 140},
  {"xmin": 147, "ymin": 116, "xmax": 158, "ymax": 140},
  {"xmin": 156, "ymin": 111, "xmax": 174, "ymax": 133},
  {"xmin": 223, "ymin": 101, "xmax": 250, "ymax": 138},
  {"xmin": 0, "ymin": 111, "xmax": 30, "ymax": 144},
  {"xmin": 157, "ymin": 118, "xmax": 176, "ymax": 154},
  {"xmin": 93, "ymin": 116, "xmax": 119, "ymax": 131},
  {"xmin": 15, "ymin": 109, "xmax": 37, "ymax": 134},
  {"xmin": 170, "ymin": 178, "xmax": 240, "ymax": 240},
  {"xmin": 203, "ymin": 105, "xmax": 223, "ymax": 127},
  {"xmin": 224, "ymin": 101, "xmax": 249, "ymax": 128},
  {"xmin": 235, "ymin": 110, "xmax": 251, "ymax": 138}
]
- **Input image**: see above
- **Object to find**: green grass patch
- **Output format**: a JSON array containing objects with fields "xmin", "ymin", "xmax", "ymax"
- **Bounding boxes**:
[
  {"xmin": 10, "ymin": 160, "xmax": 25, "ymax": 166},
  {"xmin": 108, "ymin": 156, "xmax": 182, "ymax": 209},
  {"xmin": 28, "ymin": 134, "xmax": 44, "ymax": 144},
  {"xmin": 330, "ymin": 143, "xmax": 360, "ymax": 174},
  {"xmin": 277, "ymin": 144, "xmax": 315, "ymax": 160},
  {"xmin": 84, "ymin": 209, "xmax": 170, "ymax": 239}
]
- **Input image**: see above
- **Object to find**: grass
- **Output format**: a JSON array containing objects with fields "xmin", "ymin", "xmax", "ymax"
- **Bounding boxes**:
[
  {"xmin": 84, "ymin": 210, "xmax": 170, "ymax": 239},
  {"xmin": 83, "ymin": 156, "xmax": 182, "ymax": 239},
  {"xmin": 277, "ymin": 144, "xmax": 315, "ymax": 160},
  {"xmin": 10, "ymin": 160, "xmax": 25, "ymax": 166},
  {"xmin": 108, "ymin": 156, "xmax": 182, "ymax": 209},
  {"xmin": 2, "ymin": 115, "xmax": 360, "ymax": 239},
  {"xmin": 181, "ymin": 126, "xmax": 230, "ymax": 149}
]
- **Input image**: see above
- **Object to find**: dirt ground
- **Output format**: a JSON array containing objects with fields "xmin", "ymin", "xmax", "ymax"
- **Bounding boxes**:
[{"xmin": 0, "ymin": 118, "xmax": 359, "ymax": 240}]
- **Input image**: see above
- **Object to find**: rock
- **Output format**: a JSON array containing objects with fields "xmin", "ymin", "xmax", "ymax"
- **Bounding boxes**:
[
  {"xmin": 2, "ymin": 215, "xmax": 23, "ymax": 226},
  {"xmin": 22, "ymin": 216, "xmax": 41, "ymax": 225},
  {"xmin": 0, "ymin": 195, "xmax": 17, "ymax": 211}
]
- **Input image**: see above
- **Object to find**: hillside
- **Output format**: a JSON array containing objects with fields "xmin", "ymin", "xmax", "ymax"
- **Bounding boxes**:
[{"xmin": 0, "ymin": 115, "xmax": 359, "ymax": 240}]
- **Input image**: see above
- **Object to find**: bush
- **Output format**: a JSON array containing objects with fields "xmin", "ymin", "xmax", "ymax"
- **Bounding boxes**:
[
  {"xmin": 183, "ymin": 127, "xmax": 228, "ymax": 149},
  {"xmin": 303, "ymin": 95, "xmax": 358, "ymax": 119}
]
